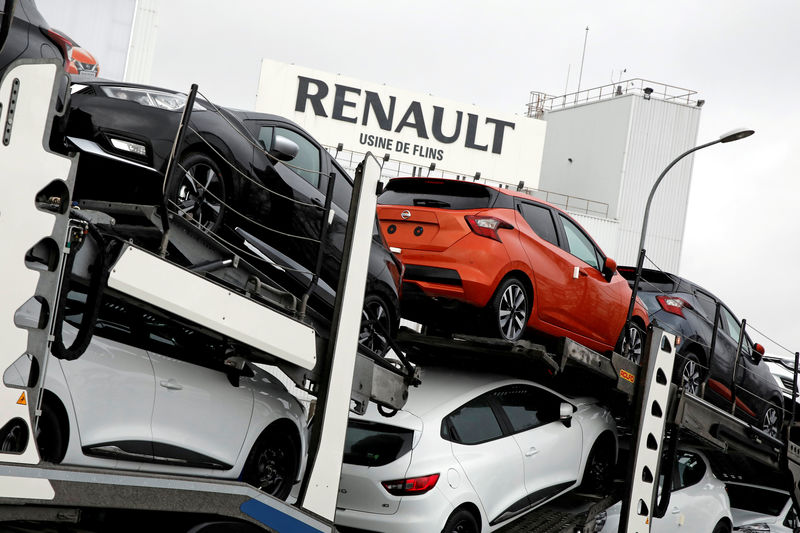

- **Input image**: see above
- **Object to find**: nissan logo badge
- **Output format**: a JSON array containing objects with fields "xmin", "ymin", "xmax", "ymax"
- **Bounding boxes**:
[{"xmin": 401, "ymin": 210, "xmax": 411, "ymax": 220}]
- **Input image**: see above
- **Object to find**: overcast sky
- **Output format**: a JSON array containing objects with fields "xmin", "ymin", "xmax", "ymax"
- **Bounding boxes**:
[{"xmin": 57, "ymin": 0, "xmax": 800, "ymax": 356}]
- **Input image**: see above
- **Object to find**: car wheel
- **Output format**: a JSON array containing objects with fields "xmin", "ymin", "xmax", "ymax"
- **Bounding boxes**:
[
  {"xmin": 241, "ymin": 430, "xmax": 299, "ymax": 500},
  {"xmin": 761, "ymin": 401, "xmax": 782, "ymax": 439},
  {"xmin": 170, "ymin": 152, "xmax": 227, "ymax": 233},
  {"xmin": 676, "ymin": 352, "xmax": 703, "ymax": 396},
  {"xmin": 622, "ymin": 322, "xmax": 645, "ymax": 364},
  {"xmin": 359, "ymin": 293, "xmax": 394, "ymax": 356},
  {"xmin": 579, "ymin": 436, "xmax": 614, "ymax": 493},
  {"xmin": 36, "ymin": 406, "xmax": 65, "ymax": 463},
  {"xmin": 442, "ymin": 509, "xmax": 479, "ymax": 533},
  {"xmin": 711, "ymin": 519, "xmax": 731, "ymax": 533},
  {"xmin": 489, "ymin": 277, "xmax": 529, "ymax": 342}
]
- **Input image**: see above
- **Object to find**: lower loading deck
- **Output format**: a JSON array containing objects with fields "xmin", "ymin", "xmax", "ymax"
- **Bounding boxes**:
[{"xmin": 397, "ymin": 328, "xmax": 799, "ymax": 533}]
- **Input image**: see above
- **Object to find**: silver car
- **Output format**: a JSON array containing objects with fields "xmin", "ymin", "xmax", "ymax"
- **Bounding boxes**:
[
  {"xmin": 6, "ymin": 289, "xmax": 308, "ymax": 500},
  {"xmin": 335, "ymin": 367, "xmax": 617, "ymax": 533}
]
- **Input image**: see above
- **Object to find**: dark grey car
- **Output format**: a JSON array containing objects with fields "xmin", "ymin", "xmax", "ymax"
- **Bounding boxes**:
[{"xmin": 618, "ymin": 266, "xmax": 783, "ymax": 438}]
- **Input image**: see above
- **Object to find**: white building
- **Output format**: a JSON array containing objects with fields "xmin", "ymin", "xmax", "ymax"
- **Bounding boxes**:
[{"xmin": 533, "ymin": 80, "xmax": 703, "ymax": 273}]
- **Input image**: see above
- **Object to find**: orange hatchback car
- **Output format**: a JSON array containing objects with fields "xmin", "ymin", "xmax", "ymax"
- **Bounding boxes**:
[{"xmin": 377, "ymin": 178, "xmax": 649, "ymax": 358}]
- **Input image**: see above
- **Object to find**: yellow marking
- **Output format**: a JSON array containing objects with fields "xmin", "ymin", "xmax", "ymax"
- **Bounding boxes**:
[
  {"xmin": 16, "ymin": 391, "xmax": 26, "ymax": 405},
  {"xmin": 620, "ymin": 369, "xmax": 635, "ymax": 384}
]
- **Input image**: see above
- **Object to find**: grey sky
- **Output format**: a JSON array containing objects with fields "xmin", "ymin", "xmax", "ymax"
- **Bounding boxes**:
[{"xmin": 63, "ymin": 0, "xmax": 800, "ymax": 355}]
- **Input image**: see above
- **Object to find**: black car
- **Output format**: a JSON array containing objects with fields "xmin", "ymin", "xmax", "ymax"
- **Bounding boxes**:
[
  {"xmin": 0, "ymin": 0, "xmax": 65, "ymax": 72},
  {"xmin": 618, "ymin": 266, "xmax": 783, "ymax": 437},
  {"xmin": 54, "ymin": 80, "xmax": 402, "ymax": 351}
]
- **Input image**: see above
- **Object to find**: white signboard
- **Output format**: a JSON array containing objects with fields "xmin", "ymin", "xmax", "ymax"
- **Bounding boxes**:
[{"xmin": 255, "ymin": 58, "xmax": 546, "ymax": 187}]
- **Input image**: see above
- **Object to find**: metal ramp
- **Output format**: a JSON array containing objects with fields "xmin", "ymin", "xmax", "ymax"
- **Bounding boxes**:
[{"xmin": 495, "ymin": 488, "xmax": 622, "ymax": 533}]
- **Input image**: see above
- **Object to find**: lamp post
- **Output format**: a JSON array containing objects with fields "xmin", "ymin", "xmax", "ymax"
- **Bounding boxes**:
[{"xmin": 623, "ymin": 128, "xmax": 755, "ymax": 355}]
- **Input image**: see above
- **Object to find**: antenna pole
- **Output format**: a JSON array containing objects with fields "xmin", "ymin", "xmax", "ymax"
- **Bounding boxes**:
[{"xmin": 576, "ymin": 26, "xmax": 589, "ymax": 97}]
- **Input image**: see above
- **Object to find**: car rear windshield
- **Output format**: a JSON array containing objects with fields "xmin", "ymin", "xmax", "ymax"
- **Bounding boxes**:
[
  {"xmin": 617, "ymin": 267, "xmax": 679, "ymax": 294},
  {"xmin": 343, "ymin": 420, "xmax": 414, "ymax": 467},
  {"xmin": 379, "ymin": 178, "xmax": 497, "ymax": 210},
  {"xmin": 727, "ymin": 484, "xmax": 789, "ymax": 516}
]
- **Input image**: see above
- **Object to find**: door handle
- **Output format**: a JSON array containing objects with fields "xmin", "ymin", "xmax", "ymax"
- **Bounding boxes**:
[
  {"xmin": 671, "ymin": 506, "xmax": 681, "ymax": 514},
  {"xmin": 160, "ymin": 379, "xmax": 183, "ymax": 390},
  {"xmin": 311, "ymin": 197, "xmax": 323, "ymax": 206},
  {"xmin": 572, "ymin": 266, "xmax": 589, "ymax": 279},
  {"xmin": 524, "ymin": 447, "xmax": 539, "ymax": 457}
]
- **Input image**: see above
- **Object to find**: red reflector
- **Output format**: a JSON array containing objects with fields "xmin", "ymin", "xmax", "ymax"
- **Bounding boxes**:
[
  {"xmin": 381, "ymin": 473, "xmax": 440, "ymax": 496},
  {"xmin": 656, "ymin": 295, "xmax": 693, "ymax": 317},
  {"xmin": 465, "ymin": 215, "xmax": 513, "ymax": 242}
]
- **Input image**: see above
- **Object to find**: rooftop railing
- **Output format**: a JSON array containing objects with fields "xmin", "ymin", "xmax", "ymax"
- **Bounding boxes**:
[{"xmin": 526, "ymin": 79, "xmax": 700, "ymax": 118}]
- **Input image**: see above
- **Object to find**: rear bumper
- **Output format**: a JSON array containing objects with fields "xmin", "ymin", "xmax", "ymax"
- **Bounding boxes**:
[
  {"xmin": 335, "ymin": 487, "xmax": 454, "ymax": 533},
  {"xmin": 394, "ymin": 237, "xmax": 511, "ymax": 311}
]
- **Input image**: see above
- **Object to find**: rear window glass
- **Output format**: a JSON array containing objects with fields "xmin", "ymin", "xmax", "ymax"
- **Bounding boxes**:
[
  {"xmin": 379, "ymin": 179, "xmax": 496, "ymax": 210},
  {"xmin": 727, "ymin": 484, "xmax": 789, "ymax": 516},
  {"xmin": 617, "ymin": 268, "xmax": 679, "ymax": 294},
  {"xmin": 343, "ymin": 420, "xmax": 414, "ymax": 467}
]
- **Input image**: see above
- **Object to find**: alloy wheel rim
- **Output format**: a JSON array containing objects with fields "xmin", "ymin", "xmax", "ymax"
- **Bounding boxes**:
[
  {"xmin": 176, "ymin": 163, "xmax": 224, "ymax": 230},
  {"xmin": 762, "ymin": 407, "xmax": 779, "ymax": 438},
  {"xmin": 587, "ymin": 451, "xmax": 609, "ymax": 484},
  {"xmin": 359, "ymin": 300, "xmax": 390, "ymax": 354},
  {"xmin": 498, "ymin": 284, "xmax": 526, "ymax": 340},
  {"xmin": 255, "ymin": 444, "xmax": 288, "ymax": 495},
  {"xmin": 627, "ymin": 326, "xmax": 643, "ymax": 364},
  {"xmin": 681, "ymin": 359, "xmax": 701, "ymax": 395}
]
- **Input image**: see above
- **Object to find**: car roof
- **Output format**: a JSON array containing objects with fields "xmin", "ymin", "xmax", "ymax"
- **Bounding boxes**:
[
  {"xmin": 386, "ymin": 176, "xmax": 564, "ymax": 212},
  {"xmin": 401, "ymin": 366, "xmax": 546, "ymax": 418},
  {"xmin": 617, "ymin": 265, "xmax": 720, "ymax": 299}
]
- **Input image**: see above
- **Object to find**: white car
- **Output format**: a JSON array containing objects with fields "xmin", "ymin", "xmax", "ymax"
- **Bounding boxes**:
[
  {"xmin": 335, "ymin": 366, "xmax": 617, "ymax": 533},
  {"xmin": 729, "ymin": 482, "xmax": 797, "ymax": 533},
  {"xmin": 597, "ymin": 448, "xmax": 732, "ymax": 533},
  {"xmin": 4, "ymin": 289, "xmax": 308, "ymax": 500},
  {"xmin": 764, "ymin": 353, "xmax": 798, "ymax": 404}
]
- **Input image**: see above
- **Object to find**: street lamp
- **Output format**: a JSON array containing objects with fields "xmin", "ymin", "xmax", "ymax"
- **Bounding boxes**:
[{"xmin": 623, "ymin": 128, "xmax": 755, "ymax": 356}]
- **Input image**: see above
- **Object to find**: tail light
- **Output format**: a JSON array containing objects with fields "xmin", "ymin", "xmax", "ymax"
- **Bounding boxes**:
[
  {"xmin": 42, "ymin": 29, "xmax": 73, "ymax": 65},
  {"xmin": 465, "ymin": 215, "xmax": 513, "ymax": 242},
  {"xmin": 381, "ymin": 473, "xmax": 440, "ymax": 496},
  {"xmin": 656, "ymin": 295, "xmax": 693, "ymax": 317}
]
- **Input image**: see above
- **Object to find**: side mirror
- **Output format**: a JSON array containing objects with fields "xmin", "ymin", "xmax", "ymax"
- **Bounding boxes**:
[
  {"xmin": 560, "ymin": 402, "xmax": 573, "ymax": 428},
  {"xmin": 602, "ymin": 257, "xmax": 617, "ymax": 282},
  {"xmin": 752, "ymin": 343, "xmax": 765, "ymax": 364},
  {"xmin": 270, "ymin": 135, "xmax": 299, "ymax": 162}
]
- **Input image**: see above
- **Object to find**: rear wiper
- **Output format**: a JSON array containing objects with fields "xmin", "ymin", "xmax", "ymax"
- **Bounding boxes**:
[{"xmin": 413, "ymin": 198, "xmax": 450, "ymax": 208}]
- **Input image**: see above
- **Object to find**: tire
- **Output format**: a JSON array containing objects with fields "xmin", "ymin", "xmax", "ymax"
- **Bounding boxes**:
[
  {"xmin": 168, "ymin": 152, "xmax": 227, "ymax": 233},
  {"xmin": 241, "ymin": 429, "xmax": 299, "ymax": 500},
  {"xmin": 359, "ymin": 293, "xmax": 394, "ymax": 356},
  {"xmin": 617, "ymin": 321, "xmax": 645, "ymax": 364},
  {"xmin": 579, "ymin": 436, "xmax": 614, "ymax": 493},
  {"xmin": 442, "ymin": 508, "xmax": 479, "ymax": 533},
  {"xmin": 0, "ymin": 419, "xmax": 28, "ymax": 453},
  {"xmin": 676, "ymin": 352, "xmax": 703, "ymax": 396},
  {"xmin": 712, "ymin": 519, "xmax": 731, "ymax": 533},
  {"xmin": 488, "ymin": 277, "xmax": 530, "ymax": 342},
  {"xmin": 36, "ymin": 405, "xmax": 66, "ymax": 463},
  {"xmin": 760, "ymin": 401, "xmax": 782, "ymax": 439}
]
